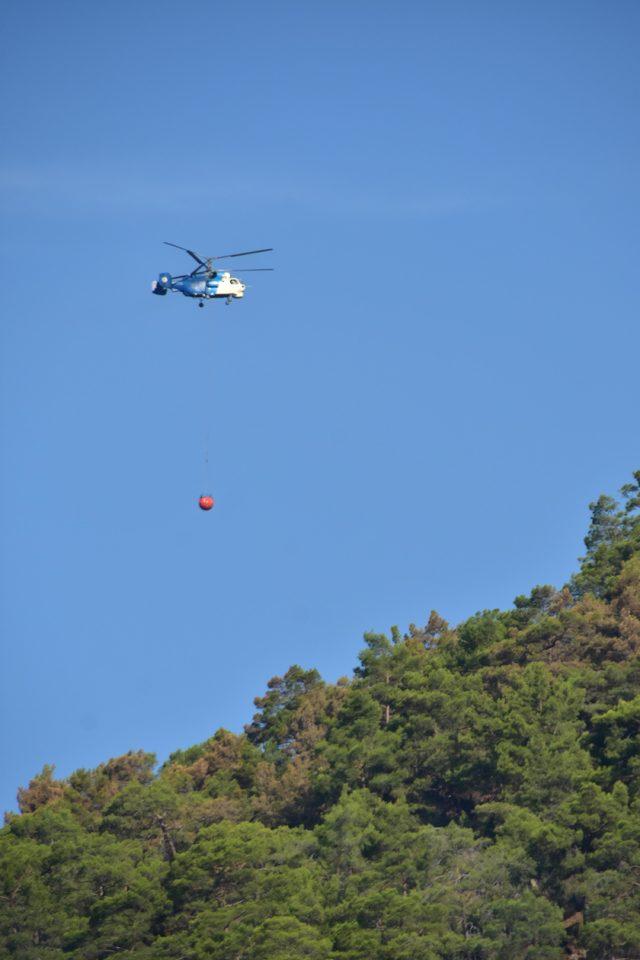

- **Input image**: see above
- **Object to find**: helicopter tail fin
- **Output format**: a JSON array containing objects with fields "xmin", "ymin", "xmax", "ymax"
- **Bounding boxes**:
[{"xmin": 151, "ymin": 273, "xmax": 172, "ymax": 295}]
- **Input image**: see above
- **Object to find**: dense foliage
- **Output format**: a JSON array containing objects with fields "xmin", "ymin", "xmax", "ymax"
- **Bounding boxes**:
[{"xmin": 3, "ymin": 472, "xmax": 640, "ymax": 960}]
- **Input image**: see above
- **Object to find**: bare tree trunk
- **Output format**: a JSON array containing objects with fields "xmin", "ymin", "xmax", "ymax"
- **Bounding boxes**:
[{"xmin": 155, "ymin": 815, "xmax": 177, "ymax": 861}]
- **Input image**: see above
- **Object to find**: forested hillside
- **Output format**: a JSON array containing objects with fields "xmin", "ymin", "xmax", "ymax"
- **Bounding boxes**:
[{"xmin": 2, "ymin": 473, "xmax": 640, "ymax": 960}]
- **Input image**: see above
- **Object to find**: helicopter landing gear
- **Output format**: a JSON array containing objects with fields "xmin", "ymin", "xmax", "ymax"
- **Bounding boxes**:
[{"xmin": 226, "ymin": 297, "xmax": 232, "ymax": 306}]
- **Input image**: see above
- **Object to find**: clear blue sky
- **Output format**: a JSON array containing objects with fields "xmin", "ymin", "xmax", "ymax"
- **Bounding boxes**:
[{"xmin": 1, "ymin": 0, "xmax": 639, "ymax": 814}]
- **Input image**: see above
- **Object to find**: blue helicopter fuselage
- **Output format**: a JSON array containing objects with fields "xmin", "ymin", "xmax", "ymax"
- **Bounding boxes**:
[
  {"xmin": 151, "ymin": 271, "xmax": 245, "ymax": 301},
  {"xmin": 173, "ymin": 276, "xmax": 207, "ymax": 298}
]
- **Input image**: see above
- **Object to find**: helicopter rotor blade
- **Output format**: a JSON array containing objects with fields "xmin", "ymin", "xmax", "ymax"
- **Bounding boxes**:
[
  {"xmin": 230, "ymin": 268, "xmax": 274, "ymax": 272},
  {"xmin": 163, "ymin": 242, "xmax": 207, "ymax": 268},
  {"xmin": 213, "ymin": 247, "xmax": 274, "ymax": 260}
]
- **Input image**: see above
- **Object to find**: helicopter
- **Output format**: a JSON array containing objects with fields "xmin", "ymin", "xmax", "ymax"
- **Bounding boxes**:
[{"xmin": 151, "ymin": 242, "xmax": 274, "ymax": 307}]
